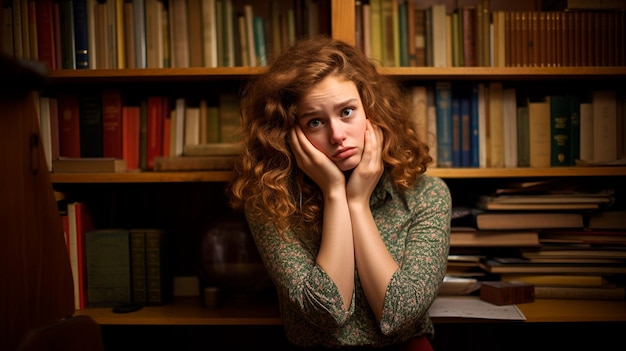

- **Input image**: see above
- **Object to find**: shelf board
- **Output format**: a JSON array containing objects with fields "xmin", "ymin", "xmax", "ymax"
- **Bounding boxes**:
[
  {"xmin": 76, "ymin": 297, "xmax": 281, "ymax": 326},
  {"xmin": 380, "ymin": 66, "xmax": 626, "ymax": 81},
  {"xmin": 49, "ymin": 167, "xmax": 626, "ymax": 183},
  {"xmin": 50, "ymin": 171, "xmax": 234, "ymax": 183},
  {"xmin": 47, "ymin": 66, "xmax": 626, "ymax": 84},
  {"xmin": 77, "ymin": 296, "xmax": 626, "ymax": 325}
]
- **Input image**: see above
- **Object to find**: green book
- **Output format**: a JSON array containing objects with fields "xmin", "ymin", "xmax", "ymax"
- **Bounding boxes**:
[
  {"xmin": 145, "ymin": 229, "xmax": 169, "ymax": 305},
  {"xmin": 569, "ymin": 95, "xmax": 581, "ymax": 164},
  {"xmin": 86, "ymin": 229, "xmax": 131, "ymax": 308},
  {"xmin": 549, "ymin": 95, "xmax": 572, "ymax": 167},
  {"xmin": 517, "ymin": 105, "xmax": 530, "ymax": 167},
  {"xmin": 130, "ymin": 230, "xmax": 147, "ymax": 305}
]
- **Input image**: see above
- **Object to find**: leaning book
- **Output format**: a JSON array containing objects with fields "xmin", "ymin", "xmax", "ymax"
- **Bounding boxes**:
[{"xmin": 52, "ymin": 157, "xmax": 127, "ymax": 173}]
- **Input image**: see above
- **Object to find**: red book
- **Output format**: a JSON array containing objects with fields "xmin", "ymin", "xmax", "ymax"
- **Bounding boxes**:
[
  {"xmin": 35, "ymin": 0, "xmax": 57, "ymax": 69},
  {"xmin": 101, "ymin": 90, "xmax": 123, "ymax": 158},
  {"xmin": 146, "ymin": 96, "xmax": 164, "ymax": 170},
  {"xmin": 122, "ymin": 105, "xmax": 141, "ymax": 170},
  {"xmin": 68, "ymin": 201, "xmax": 94, "ymax": 310},
  {"xmin": 57, "ymin": 93, "xmax": 81, "ymax": 158}
]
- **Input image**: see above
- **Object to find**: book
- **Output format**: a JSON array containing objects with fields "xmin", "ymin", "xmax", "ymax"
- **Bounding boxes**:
[
  {"xmin": 435, "ymin": 81, "xmax": 453, "ymax": 167},
  {"xmin": 57, "ymin": 92, "xmax": 81, "ymax": 158},
  {"xmin": 101, "ymin": 90, "xmax": 123, "ymax": 158},
  {"xmin": 471, "ymin": 211, "xmax": 585, "ymax": 230},
  {"xmin": 579, "ymin": 102, "xmax": 593, "ymax": 162},
  {"xmin": 130, "ymin": 230, "xmax": 147, "ymax": 305},
  {"xmin": 501, "ymin": 274, "xmax": 610, "ymax": 287},
  {"xmin": 430, "ymin": 3, "xmax": 447, "ymax": 67},
  {"xmin": 521, "ymin": 247, "xmax": 626, "ymax": 260},
  {"xmin": 533, "ymin": 286, "xmax": 625, "ymax": 300},
  {"xmin": 218, "ymin": 93, "xmax": 240, "ymax": 143},
  {"xmin": 146, "ymin": 96, "xmax": 165, "ymax": 170},
  {"xmin": 588, "ymin": 209, "xmax": 626, "ymax": 229},
  {"xmin": 67, "ymin": 201, "xmax": 94, "ymax": 310},
  {"xmin": 592, "ymin": 90, "xmax": 618, "ymax": 162},
  {"xmin": 516, "ymin": 105, "xmax": 530, "ymax": 167},
  {"xmin": 85, "ymin": 228, "xmax": 132, "ymax": 307},
  {"xmin": 145, "ymin": 229, "xmax": 169, "ymax": 305},
  {"xmin": 549, "ymin": 95, "xmax": 573, "ymax": 167},
  {"xmin": 475, "ymin": 192, "xmax": 613, "ymax": 211},
  {"xmin": 450, "ymin": 228, "xmax": 540, "ymax": 247},
  {"xmin": 35, "ymin": 0, "xmax": 56, "ymax": 69},
  {"xmin": 73, "ymin": 0, "xmax": 89, "ymax": 69},
  {"xmin": 502, "ymin": 87, "xmax": 518, "ymax": 168},
  {"xmin": 122, "ymin": 105, "xmax": 140, "ymax": 171},
  {"xmin": 52, "ymin": 157, "xmax": 127, "ymax": 173},
  {"xmin": 153, "ymin": 155, "xmax": 237, "ymax": 171},
  {"xmin": 479, "ymin": 258, "xmax": 626, "ymax": 275},
  {"xmin": 527, "ymin": 99, "xmax": 551, "ymax": 167},
  {"xmin": 487, "ymin": 82, "xmax": 504, "ymax": 167},
  {"xmin": 78, "ymin": 93, "xmax": 103, "ymax": 157},
  {"xmin": 539, "ymin": 229, "xmax": 626, "ymax": 245}
]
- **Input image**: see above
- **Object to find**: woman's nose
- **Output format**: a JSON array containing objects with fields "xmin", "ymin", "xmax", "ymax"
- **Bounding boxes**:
[{"xmin": 329, "ymin": 122, "xmax": 346, "ymax": 144}]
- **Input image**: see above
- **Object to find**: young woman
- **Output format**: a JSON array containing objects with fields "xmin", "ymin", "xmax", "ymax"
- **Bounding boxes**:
[{"xmin": 228, "ymin": 37, "xmax": 451, "ymax": 350}]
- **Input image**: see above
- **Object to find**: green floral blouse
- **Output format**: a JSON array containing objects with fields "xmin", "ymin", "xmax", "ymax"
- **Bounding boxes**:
[{"xmin": 246, "ymin": 173, "xmax": 451, "ymax": 349}]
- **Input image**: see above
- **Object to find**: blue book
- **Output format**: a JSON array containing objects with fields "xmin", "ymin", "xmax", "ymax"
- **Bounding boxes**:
[
  {"xmin": 469, "ymin": 83, "xmax": 480, "ymax": 167},
  {"xmin": 435, "ymin": 82, "xmax": 453, "ymax": 167},
  {"xmin": 253, "ymin": 16, "xmax": 267, "ymax": 66},
  {"xmin": 73, "ymin": 0, "xmax": 89, "ymax": 69},
  {"xmin": 460, "ymin": 93, "xmax": 471, "ymax": 167},
  {"xmin": 451, "ymin": 95, "xmax": 461, "ymax": 167}
]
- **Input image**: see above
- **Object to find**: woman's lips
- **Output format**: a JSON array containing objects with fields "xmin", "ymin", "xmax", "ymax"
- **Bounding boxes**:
[{"xmin": 333, "ymin": 147, "xmax": 357, "ymax": 160}]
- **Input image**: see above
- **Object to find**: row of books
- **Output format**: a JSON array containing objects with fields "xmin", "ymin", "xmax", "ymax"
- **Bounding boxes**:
[
  {"xmin": 1, "ymin": 0, "xmax": 328, "ymax": 69},
  {"xmin": 61, "ymin": 201, "xmax": 171, "ymax": 310},
  {"xmin": 38, "ymin": 90, "xmax": 241, "ymax": 173},
  {"xmin": 356, "ymin": 0, "xmax": 626, "ymax": 68},
  {"xmin": 413, "ymin": 83, "xmax": 625, "ymax": 168}
]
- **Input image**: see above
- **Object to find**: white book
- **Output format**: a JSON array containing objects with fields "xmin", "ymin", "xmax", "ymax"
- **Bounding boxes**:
[
  {"xmin": 579, "ymin": 102, "xmax": 593, "ymax": 162},
  {"xmin": 431, "ymin": 4, "xmax": 447, "ymax": 67},
  {"xmin": 488, "ymin": 82, "xmax": 504, "ymax": 167},
  {"xmin": 184, "ymin": 107, "xmax": 200, "ymax": 146},
  {"xmin": 592, "ymin": 90, "xmax": 617, "ymax": 162},
  {"xmin": 502, "ymin": 88, "xmax": 518, "ymax": 168},
  {"xmin": 201, "ymin": 0, "xmax": 218, "ymax": 67}
]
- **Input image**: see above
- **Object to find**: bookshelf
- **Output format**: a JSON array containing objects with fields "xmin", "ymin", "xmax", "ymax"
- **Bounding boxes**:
[{"xmin": 8, "ymin": 0, "xmax": 624, "ymax": 347}]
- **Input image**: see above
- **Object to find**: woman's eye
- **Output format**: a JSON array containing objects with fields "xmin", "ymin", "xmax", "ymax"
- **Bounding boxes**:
[
  {"xmin": 341, "ymin": 108, "xmax": 354, "ymax": 118},
  {"xmin": 308, "ymin": 119, "xmax": 322, "ymax": 128}
]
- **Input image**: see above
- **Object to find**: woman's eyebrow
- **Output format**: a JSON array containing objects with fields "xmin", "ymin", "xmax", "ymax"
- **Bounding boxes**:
[{"xmin": 298, "ymin": 98, "xmax": 358, "ymax": 120}]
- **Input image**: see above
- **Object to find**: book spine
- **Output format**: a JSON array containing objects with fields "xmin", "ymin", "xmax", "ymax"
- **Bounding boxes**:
[
  {"xmin": 86, "ymin": 229, "xmax": 132, "ymax": 307},
  {"xmin": 516, "ymin": 105, "xmax": 530, "ymax": 167},
  {"xmin": 469, "ymin": 83, "xmax": 480, "ymax": 167},
  {"xmin": 57, "ymin": 93, "xmax": 81, "ymax": 158},
  {"xmin": 78, "ymin": 93, "xmax": 103, "ymax": 157},
  {"xmin": 435, "ymin": 81, "xmax": 453, "ymax": 167},
  {"xmin": 73, "ymin": 0, "xmax": 89, "ymax": 69},
  {"xmin": 549, "ymin": 95, "xmax": 572, "ymax": 166},
  {"xmin": 146, "ymin": 229, "xmax": 168, "ymax": 305},
  {"xmin": 59, "ymin": 0, "xmax": 76, "ymax": 69},
  {"xmin": 534, "ymin": 286, "xmax": 625, "ymax": 301},
  {"xmin": 101, "ymin": 90, "xmax": 123, "ymax": 158},
  {"xmin": 130, "ymin": 230, "xmax": 147, "ymax": 305},
  {"xmin": 460, "ymin": 92, "xmax": 471, "ymax": 167},
  {"xmin": 451, "ymin": 94, "xmax": 461, "ymax": 167},
  {"xmin": 146, "ymin": 96, "xmax": 164, "ymax": 170},
  {"xmin": 122, "ymin": 105, "xmax": 140, "ymax": 170},
  {"xmin": 35, "ymin": 0, "xmax": 56, "ymax": 69}
]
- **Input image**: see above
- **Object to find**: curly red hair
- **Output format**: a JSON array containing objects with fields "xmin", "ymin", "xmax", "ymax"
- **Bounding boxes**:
[{"xmin": 227, "ymin": 36, "xmax": 432, "ymax": 237}]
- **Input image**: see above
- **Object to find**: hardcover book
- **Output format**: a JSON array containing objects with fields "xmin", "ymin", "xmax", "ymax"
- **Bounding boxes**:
[{"xmin": 86, "ymin": 228, "xmax": 131, "ymax": 308}]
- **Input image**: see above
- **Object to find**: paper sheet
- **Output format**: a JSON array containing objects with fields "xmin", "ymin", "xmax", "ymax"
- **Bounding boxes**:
[{"xmin": 428, "ymin": 296, "xmax": 526, "ymax": 320}]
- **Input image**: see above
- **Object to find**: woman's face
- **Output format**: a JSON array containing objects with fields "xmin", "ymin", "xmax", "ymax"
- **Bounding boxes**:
[{"xmin": 296, "ymin": 75, "xmax": 367, "ymax": 171}]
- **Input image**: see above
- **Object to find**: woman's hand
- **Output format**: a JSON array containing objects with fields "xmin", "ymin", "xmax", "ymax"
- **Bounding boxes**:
[
  {"xmin": 347, "ymin": 120, "xmax": 384, "ymax": 204},
  {"xmin": 290, "ymin": 125, "xmax": 345, "ymax": 194}
]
